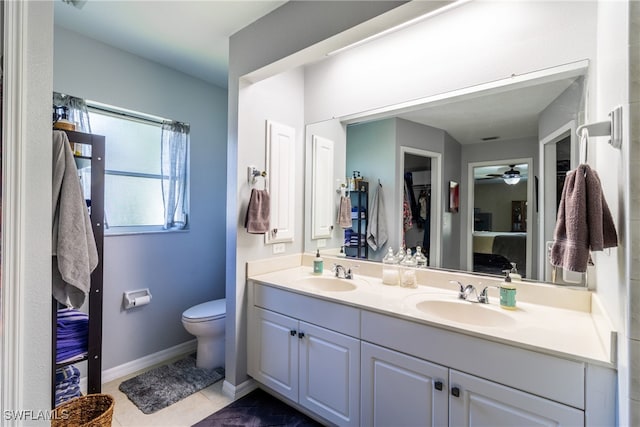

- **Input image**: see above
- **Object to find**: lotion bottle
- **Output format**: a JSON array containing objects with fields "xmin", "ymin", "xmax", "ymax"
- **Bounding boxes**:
[{"xmin": 313, "ymin": 250, "xmax": 324, "ymax": 275}]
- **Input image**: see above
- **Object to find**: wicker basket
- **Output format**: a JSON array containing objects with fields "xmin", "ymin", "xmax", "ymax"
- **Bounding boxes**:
[{"xmin": 52, "ymin": 394, "xmax": 114, "ymax": 427}]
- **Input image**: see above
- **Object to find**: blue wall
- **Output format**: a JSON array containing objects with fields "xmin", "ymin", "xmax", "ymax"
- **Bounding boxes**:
[{"xmin": 53, "ymin": 26, "xmax": 228, "ymax": 369}]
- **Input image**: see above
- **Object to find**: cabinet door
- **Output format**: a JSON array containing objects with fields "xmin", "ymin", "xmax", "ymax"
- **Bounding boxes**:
[
  {"xmin": 265, "ymin": 120, "xmax": 295, "ymax": 243},
  {"xmin": 361, "ymin": 342, "xmax": 448, "ymax": 427},
  {"xmin": 299, "ymin": 322, "xmax": 360, "ymax": 426},
  {"xmin": 449, "ymin": 370, "xmax": 584, "ymax": 426},
  {"xmin": 249, "ymin": 307, "xmax": 299, "ymax": 402},
  {"xmin": 311, "ymin": 135, "xmax": 334, "ymax": 239}
]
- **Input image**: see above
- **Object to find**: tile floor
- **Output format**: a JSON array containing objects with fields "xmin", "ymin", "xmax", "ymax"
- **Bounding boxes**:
[{"xmin": 102, "ymin": 366, "xmax": 233, "ymax": 427}]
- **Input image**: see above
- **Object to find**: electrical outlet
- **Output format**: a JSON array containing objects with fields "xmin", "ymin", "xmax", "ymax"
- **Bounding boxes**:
[
  {"xmin": 273, "ymin": 243, "xmax": 285, "ymax": 254},
  {"xmin": 317, "ymin": 239, "xmax": 327, "ymax": 248}
]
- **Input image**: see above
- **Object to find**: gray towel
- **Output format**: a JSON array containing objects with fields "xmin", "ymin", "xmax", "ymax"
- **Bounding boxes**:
[
  {"xmin": 366, "ymin": 184, "xmax": 388, "ymax": 251},
  {"xmin": 52, "ymin": 131, "xmax": 99, "ymax": 308},
  {"xmin": 337, "ymin": 196, "xmax": 352, "ymax": 228},
  {"xmin": 245, "ymin": 189, "xmax": 270, "ymax": 234},
  {"xmin": 550, "ymin": 164, "xmax": 618, "ymax": 272}
]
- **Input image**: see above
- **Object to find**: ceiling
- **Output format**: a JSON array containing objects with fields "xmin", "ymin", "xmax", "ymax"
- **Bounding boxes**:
[
  {"xmin": 54, "ymin": 0, "xmax": 287, "ymax": 88},
  {"xmin": 398, "ymin": 77, "xmax": 579, "ymax": 146},
  {"xmin": 55, "ymin": 1, "xmax": 581, "ymax": 149}
]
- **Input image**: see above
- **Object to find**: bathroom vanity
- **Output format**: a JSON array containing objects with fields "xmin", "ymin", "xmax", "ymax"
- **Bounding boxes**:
[{"xmin": 246, "ymin": 255, "xmax": 616, "ymax": 427}]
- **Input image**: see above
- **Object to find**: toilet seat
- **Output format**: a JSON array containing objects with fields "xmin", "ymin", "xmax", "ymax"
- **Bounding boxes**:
[{"xmin": 182, "ymin": 298, "xmax": 226, "ymax": 323}]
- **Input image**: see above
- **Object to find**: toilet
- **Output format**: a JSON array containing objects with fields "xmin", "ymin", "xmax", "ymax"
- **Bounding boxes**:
[{"xmin": 181, "ymin": 298, "xmax": 226, "ymax": 370}]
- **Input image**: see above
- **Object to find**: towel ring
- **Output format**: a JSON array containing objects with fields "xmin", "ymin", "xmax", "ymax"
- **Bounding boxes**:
[{"xmin": 248, "ymin": 166, "xmax": 267, "ymax": 185}]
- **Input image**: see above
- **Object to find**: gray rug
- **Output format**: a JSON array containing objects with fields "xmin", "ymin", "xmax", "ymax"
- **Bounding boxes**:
[
  {"xmin": 119, "ymin": 355, "xmax": 225, "ymax": 414},
  {"xmin": 193, "ymin": 388, "xmax": 322, "ymax": 427}
]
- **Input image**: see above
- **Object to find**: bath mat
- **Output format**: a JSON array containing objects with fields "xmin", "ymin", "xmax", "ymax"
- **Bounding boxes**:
[
  {"xmin": 119, "ymin": 355, "xmax": 224, "ymax": 414},
  {"xmin": 192, "ymin": 388, "xmax": 322, "ymax": 427}
]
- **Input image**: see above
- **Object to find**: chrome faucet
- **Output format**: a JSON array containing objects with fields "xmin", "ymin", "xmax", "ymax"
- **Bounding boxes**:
[
  {"xmin": 449, "ymin": 280, "xmax": 489, "ymax": 304},
  {"xmin": 333, "ymin": 264, "xmax": 356, "ymax": 279}
]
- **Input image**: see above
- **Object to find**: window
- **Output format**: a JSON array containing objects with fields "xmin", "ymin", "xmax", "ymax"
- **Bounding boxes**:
[{"xmin": 87, "ymin": 105, "xmax": 189, "ymax": 233}]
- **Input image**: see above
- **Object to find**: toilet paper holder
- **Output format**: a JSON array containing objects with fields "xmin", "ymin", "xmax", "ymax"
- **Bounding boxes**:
[{"xmin": 123, "ymin": 288, "xmax": 153, "ymax": 310}]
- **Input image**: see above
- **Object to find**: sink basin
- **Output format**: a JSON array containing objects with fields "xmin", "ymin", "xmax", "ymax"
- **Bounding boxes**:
[
  {"xmin": 294, "ymin": 276, "xmax": 359, "ymax": 292},
  {"xmin": 415, "ymin": 299, "xmax": 514, "ymax": 327}
]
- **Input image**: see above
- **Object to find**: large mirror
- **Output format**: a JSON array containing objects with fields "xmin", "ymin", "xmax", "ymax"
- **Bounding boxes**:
[{"xmin": 305, "ymin": 62, "xmax": 586, "ymax": 284}]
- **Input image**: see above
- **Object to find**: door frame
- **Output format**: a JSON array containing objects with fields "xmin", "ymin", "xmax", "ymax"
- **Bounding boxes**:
[
  {"xmin": 538, "ymin": 120, "xmax": 578, "ymax": 282},
  {"xmin": 399, "ymin": 146, "xmax": 442, "ymax": 268}
]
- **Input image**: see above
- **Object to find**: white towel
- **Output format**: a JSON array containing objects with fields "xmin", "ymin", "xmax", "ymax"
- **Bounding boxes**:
[
  {"xmin": 52, "ymin": 131, "xmax": 99, "ymax": 308},
  {"xmin": 366, "ymin": 184, "xmax": 388, "ymax": 251}
]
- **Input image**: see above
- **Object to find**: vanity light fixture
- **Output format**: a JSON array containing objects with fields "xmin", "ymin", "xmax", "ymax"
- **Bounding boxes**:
[
  {"xmin": 326, "ymin": 0, "xmax": 472, "ymax": 56},
  {"xmin": 502, "ymin": 165, "xmax": 521, "ymax": 185}
]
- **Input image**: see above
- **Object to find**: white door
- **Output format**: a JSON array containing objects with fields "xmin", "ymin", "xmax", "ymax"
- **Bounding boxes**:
[
  {"xmin": 311, "ymin": 135, "xmax": 335, "ymax": 239},
  {"xmin": 265, "ymin": 120, "xmax": 296, "ymax": 243},
  {"xmin": 249, "ymin": 308, "xmax": 299, "ymax": 402},
  {"xmin": 449, "ymin": 370, "xmax": 584, "ymax": 426},
  {"xmin": 299, "ymin": 322, "xmax": 360, "ymax": 426},
  {"xmin": 361, "ymin": 342, "xmax": 448, "ymax": 427}
]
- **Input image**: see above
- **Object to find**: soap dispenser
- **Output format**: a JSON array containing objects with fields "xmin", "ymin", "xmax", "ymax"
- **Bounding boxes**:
[
  {"xmin": 509, "ymin": 262, "xmax": 522, "ymax": 281},
  {"xmin": 313, "ymin": 250, "xmax": 324, "ymax": 275},
  {"xmin": 499, "ymin": 273, "xmax": 517, "ymax": 310}
]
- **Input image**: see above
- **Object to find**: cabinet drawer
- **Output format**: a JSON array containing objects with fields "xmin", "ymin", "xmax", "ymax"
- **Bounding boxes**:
[
  {"xmin": 361, "ymin": 311, "xmax": 585, "ymax": 409},
  {"xmin": 252, "ymin": 282, "xmax": 361, "ymax": 338}
]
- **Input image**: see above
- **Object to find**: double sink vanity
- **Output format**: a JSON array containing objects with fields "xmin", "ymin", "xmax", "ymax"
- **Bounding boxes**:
[{"xmin": 246, "ymin": 253, "xmax": 616, "ymax": 426}]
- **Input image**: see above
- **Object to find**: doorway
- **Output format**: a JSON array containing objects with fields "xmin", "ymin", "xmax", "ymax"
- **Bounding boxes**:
[
  {"xmin": 468, "ymin": 159, "xmax": 533, "ymax": 279},
  {"xmin": 399, "ymin": 147, "xmax": 441, "ymax": 268}
]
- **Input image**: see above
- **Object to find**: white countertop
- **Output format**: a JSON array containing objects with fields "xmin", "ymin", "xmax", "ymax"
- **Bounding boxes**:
[{"xmin": 249, "ymin": 264, "xmax": 616, "ymax": 368}]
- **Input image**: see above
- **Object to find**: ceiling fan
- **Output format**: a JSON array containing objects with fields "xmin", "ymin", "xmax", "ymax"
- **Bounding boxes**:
[{"xmin": 483, "ymin": 165, "xmax": 522, "ymax": 185}]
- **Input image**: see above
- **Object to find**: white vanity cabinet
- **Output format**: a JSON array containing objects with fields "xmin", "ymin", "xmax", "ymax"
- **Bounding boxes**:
[
  {"xmin": 362, "ymin": 311, "xmax": 587, "ymax": 426},
  {"xmin": 361, "ymin": 342, "xmax": 449, "ymax": 426},
  {"xmin": 361, "ymin": 342, "xmax": 583, "ymax": 427},
  {"xmin": 248, "ymin": 283, "xmax": 361, "ymax": 426},
  {"xmin": 449, "ymin": 370, "xmax": 583, "ymax": 426},
  {"xmin": 247, "ymin": 276, "xmax": 614, "ymax": 427}
]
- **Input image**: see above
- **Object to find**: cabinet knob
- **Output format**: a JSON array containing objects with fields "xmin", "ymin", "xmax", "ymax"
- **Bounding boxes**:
[
  {"xmin": 451, "ymin": 386, "xmax": 460, "ymax": 398},
  {"xmin": 290, "ymin": 330, "xmax": 297, "ymax": 336},
  {"xmin": 434, "ymin": 381, "xmax": 443, "ymax": 391},
  {"xmin": 298, "ymin": 331, "xmax": 305, "ymax": 339}
]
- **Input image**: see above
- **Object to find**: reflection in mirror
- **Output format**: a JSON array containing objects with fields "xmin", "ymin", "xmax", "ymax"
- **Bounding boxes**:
[
  {"xmin": 311, "ymin": 135, "xmax": 335, "ymax": 240},
  {"xmin": 471, "ymin": 161, "xmax": 531, "ymax": 279},
  {"xmin": 304, "ymin": 63, "xmax": 586, "ymax": 285},
  {"xmin": 401, "ymin": 148, "xmax": 442, "ymax": 268}
]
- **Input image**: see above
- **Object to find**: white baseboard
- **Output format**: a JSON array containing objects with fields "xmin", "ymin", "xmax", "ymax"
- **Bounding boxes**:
[
  {"xmin": 80, "ymin": 339, "xmax": 197, "ymax": 392},
  {"xmin": 222, "ymin": 378, "xmax": 257, "ymax": 400}
]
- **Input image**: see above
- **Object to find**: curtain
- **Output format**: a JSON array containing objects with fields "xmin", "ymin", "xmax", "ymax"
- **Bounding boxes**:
[
  {"xmin": 53, "ymin": 92, "xmax": 92, "ymax": 133},
  {"xmin": 161, "ymin": 121, "xmax": 189, "ymax": 230}
]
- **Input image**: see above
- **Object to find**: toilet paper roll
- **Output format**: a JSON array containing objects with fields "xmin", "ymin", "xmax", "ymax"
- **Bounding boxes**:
[{"xmin": 133, "ymin": 295, "xmax": 151, "ymax": 307}]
